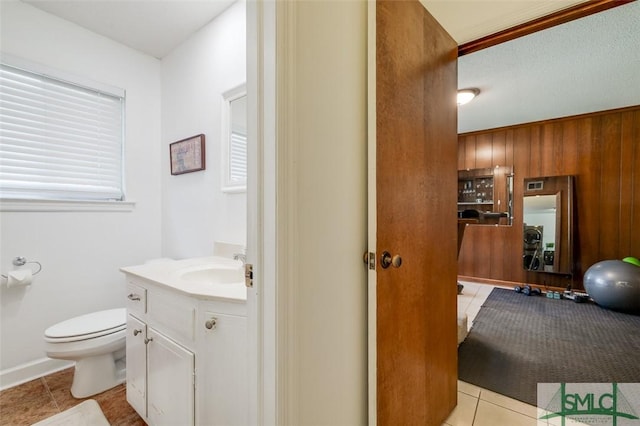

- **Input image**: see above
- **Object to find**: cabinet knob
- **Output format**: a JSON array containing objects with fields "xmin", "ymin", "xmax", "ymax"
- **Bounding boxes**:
[
  {"xmin": 127, "ymin": 293, "xmax": 141, "ymax": 301},
  {"xmin": 144, "ymin": 337, "xmax": 153, "ymax": 344},
  {"xmin": 133, "ymin": 329, "xmax": 142, "ymax": 336},
  {"xmin": 205, "ymin": 317, "xmax": 217, "ymax": 330}
]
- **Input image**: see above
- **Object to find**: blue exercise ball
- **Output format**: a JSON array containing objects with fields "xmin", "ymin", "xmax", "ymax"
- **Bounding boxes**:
[{"xmin": 584, "ymin": 260, "xmax": 640, "ymax": 312}]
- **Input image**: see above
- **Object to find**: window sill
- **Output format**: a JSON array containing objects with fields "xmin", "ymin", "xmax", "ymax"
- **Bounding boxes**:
[
  {"xmin": 0, "ymin": 199, "xmax": 136, "ymax": 212},
  {"xmin": 222, "ymin": 185, "xmax": 247, "ymax": 194}
]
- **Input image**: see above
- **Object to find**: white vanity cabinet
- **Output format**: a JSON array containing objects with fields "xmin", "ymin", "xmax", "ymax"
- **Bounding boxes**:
[
  {"xmin": 123, "ymin": 272, "xmax": 247, "ymax": 426},
  {"xmin": 146, "ymin": 327, "xmax": 195, "ymax": 426},
  {"xmin": 197, "ymin": 302, "xmax": 248, "ymax": 426},
  {"xmin": 125, "ymin": 314, "xmax": 147, "ymax": 418}
]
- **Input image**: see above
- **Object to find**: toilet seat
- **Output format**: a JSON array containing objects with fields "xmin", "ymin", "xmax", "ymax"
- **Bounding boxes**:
[{"xmin": 45, "ymin": 308, "xmax": 126, "ymax": 343}]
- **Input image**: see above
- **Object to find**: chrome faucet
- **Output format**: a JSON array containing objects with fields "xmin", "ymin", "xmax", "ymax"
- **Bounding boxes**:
[{"xmin": 233, "ymin": 253, "xmax": 246, "ymax": 265}]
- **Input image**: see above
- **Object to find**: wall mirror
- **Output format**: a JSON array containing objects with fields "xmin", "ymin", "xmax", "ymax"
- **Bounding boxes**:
[
  {"xmin": 221, "ymin": 84, "xmax": 247, "ymax": 192},
  {"xmin": 522, "ymin": 175, "xmax": 574, "ymax": 274},
  {"xmin": 458, "ymin": 166, "xmax": 513, "ymax": 226}
]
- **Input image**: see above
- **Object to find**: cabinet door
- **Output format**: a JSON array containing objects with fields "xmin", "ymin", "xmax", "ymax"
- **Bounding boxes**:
[
  {"xmin": 126, "ymin": 314, "xmax": 147, "ymax": 419},
  {"xmin": 147, "ymin": 328, "xmax": 195, "ymax": 426},
  {"xmin": 199, "ymin": 312, "xmax": 247, "ymax": 426}
]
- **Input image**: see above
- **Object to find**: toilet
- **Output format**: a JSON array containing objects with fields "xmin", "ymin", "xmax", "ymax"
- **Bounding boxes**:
[{"xmin": 44, "ymin": 308, "xmax": 126, "ymax": 398}]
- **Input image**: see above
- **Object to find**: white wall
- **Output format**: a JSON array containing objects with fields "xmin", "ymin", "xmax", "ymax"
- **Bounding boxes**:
[
  {"xmin": 0, "ymin": 1, "xmax": 162, "ymax": 385},
  {"xmin": 161, "ymin": 0, "xmax": 247, "ymax": 259},
  {"xmin": 284, "ymin": 1, "xmax": 368, "ymax": 423}
]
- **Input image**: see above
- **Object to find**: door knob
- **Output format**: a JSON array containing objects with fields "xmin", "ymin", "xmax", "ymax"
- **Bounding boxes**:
[
  {"xmin": 381, "ymin": 251, "xmax": 402, "ymax": 269},
  {"xmin": 380, "ymin": 251, "xmax": 392, "ymax": 269}
]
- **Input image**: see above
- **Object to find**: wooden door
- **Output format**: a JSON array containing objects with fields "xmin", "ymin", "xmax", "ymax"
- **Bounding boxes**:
[{"xmin": 373, "ymin": 1, "xmax": 458, "ymax": 424}]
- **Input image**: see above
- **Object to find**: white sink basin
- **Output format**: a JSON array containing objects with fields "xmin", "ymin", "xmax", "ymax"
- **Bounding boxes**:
[{"xmin": 180, "ymin": 267, "xmax": 243, "ymax": 284}]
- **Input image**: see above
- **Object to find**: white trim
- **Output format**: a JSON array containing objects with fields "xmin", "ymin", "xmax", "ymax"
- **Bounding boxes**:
[
  {"xmin": 221, "ymin": 83, "xmax": 248, "ymax": 193},
  {"xmin": 276, "ymin": 1, "xmax": 299, "ymax": 424},
  {"xmin": 367, "ymin": 2, "xmax": 377, "ymax": 424},
  {"xmin": 0, "ymin": 199, "xmax": 135, "ymax": 212},
  {"xmin": 259, "ymin": 0, "xmax": 278, "ymax": 423},
  {"xmin": 247, "ymin": 0, "xmax": 278, "ymax": 424},
  {"xmin": 0, "ymin": 358, "xmax": 73, "ymax": 391},
  {"xmin": 246, "ymin": 2, "xmax": 260, "ymax": 423},
  {"xmin": 0, "ymin": 52, "xmax": 125, "ymax": 98}
]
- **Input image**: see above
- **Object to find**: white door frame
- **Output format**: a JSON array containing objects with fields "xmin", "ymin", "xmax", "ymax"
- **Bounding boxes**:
[
  {"xmin": 248, "ymin": 0, "xmax": 298, "ymax": 424},
  {"xmin": 248, "ymin": 1, "xmax": 367, "ymax": 424},
  {"xmin": 366, "ymin": 1, "xmax": 377, "ymax": 424},
  {"xmin": 247, "ymin": 0, "xmax": 277, "ymax": 424}
]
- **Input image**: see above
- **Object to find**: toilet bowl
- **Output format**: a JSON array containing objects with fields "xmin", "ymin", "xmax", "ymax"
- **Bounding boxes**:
[{"xmin": 44, "ymin": 308, "xmax": 126, "ymax": 398}]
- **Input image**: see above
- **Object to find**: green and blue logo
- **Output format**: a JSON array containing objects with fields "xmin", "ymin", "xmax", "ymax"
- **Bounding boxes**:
[{"xmin": 538, "ymin": 383, "xmax": 640, "ymax": 426}]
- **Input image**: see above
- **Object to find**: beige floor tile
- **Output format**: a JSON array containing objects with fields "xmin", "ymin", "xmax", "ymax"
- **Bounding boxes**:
[
  {"xmin": 537, "ymin": 409, "xmax": 592, "ymax": 426},
  {"xmin": 457, "ymin": 295, "xmax": 475, "ymax": 314},
  {"xmin": 480, "ymin": 388, "xmax": 537, "ymax": 418},
  {"xmin": 474, "ymin": 400, "xmax": 537, "ymax": 426},
  {"xmin": 465, "ymin": 303, "xmax": 483, "ymax": 324},
  {"xmin": 460, "ymin": 280, "xmax": 481, "ymax": 290},
  {"xmin": 443, "ymin": 391, "xmax": 478, "ymax": 426},
  {"xmin": 475, "ymin": 284, "xmax": 495, "ymax": 297},
  {"xmin": 458, "ymin": 380, "xmax": 482, "ymax": 398}
]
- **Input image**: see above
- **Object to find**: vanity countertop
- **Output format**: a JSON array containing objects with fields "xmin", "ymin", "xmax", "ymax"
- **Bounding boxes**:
[{"xmin": 120, "ymin": 256, "xmax": 247, "ymax": 302}]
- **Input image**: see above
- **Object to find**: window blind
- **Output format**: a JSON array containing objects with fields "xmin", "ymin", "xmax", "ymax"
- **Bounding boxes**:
[
  {"xmin": 0, "ymin": 62, "xmax": 124, "ymax": 201},
  {"xmin": 229, "ymin": 131, "xmax": 247, "ymax": 185}
]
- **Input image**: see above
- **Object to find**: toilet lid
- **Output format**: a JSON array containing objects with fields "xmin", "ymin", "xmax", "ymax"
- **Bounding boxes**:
[{"xmin": 45, "ymin": 308, "xmax": 126, "ymax": 340}]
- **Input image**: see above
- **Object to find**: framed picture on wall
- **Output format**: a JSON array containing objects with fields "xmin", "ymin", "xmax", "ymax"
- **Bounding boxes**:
[{"xmin": 170, "ymin": 134, "xmax": 206, "ymax": 175}]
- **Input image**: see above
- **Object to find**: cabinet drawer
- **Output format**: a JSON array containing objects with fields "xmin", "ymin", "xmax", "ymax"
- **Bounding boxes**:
[
  {"xmin": 126, "ymin": 282, "xmax": 147, "ymax": 315},
  {"xmin": 147, "ymin": 289, "xmax": 195, "ymax": 345}
]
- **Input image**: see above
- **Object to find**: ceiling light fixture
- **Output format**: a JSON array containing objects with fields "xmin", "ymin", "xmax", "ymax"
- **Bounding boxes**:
[{"xmin": 457, "ymin": 88, "xmax": 480, "ymax": 106}]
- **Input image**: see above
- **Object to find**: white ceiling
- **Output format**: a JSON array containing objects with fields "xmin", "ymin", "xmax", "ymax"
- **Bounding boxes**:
[
  {"xmin": 21, "ymin": 0, "xmax": 236, "ymax": 59},
  {"xmin": 457, "ymin": 0, "xmax": 640, "ymax": 133},
  {"xmin": 18, "ymin": 0, "xmax": 639, "ymax": 134},
  {"xmin": 22, "ymin": 0, "xmax": 593, "ymax": 59},
  {"xmin": 421, "ymin": 0, "xmax": 589, "ymax": 44}
]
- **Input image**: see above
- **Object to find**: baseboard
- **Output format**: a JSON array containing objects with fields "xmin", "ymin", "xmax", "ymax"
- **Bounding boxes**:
[
  {"xmin": 0, "ymin": 358, "xmax": 73, "ymax": 391},
  {"xmin": 457, "ymin": 275, "xmax": 567, "ymax": 292},
  {"xmin": 458, "ymin": 275, "xmax": 527, "ymax": 288}
]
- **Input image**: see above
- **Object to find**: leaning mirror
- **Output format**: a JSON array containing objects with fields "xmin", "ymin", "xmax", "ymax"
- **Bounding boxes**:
[
  {"xmin": 523, "ymin": 175, "xmax": 574, "ymax": 274},
  {"xmin": 221, "ymin": 84, "xmax": 247, "ymax": 192},
  {"xmin": 457, "ymin": 166, "xmax": 513, "ymax": 225}
]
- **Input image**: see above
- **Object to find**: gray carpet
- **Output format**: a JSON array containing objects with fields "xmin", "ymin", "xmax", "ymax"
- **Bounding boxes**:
[{"xmin": 458, "ymin": 288, "xmax": 640, "ymax": 406}]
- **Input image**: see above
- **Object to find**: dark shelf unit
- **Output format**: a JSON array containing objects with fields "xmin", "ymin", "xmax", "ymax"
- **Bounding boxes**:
[{"xmin": 458, "ymin": 170, "xmax": 494, "ymax": 207}]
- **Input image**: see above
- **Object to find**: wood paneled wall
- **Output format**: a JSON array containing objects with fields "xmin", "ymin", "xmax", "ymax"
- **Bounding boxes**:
[{"xmin": 458, "ymin": 105, "xmax": 640, "ymax": 290}]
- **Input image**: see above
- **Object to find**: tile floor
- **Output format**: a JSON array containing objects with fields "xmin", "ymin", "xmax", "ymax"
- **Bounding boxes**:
[
  {"xmin": 445, "ymin": 280, "xmax": 541, "ymax": 426},
  {"xmin": 1, "ymin": 281, "xmax": 538, "ymax": 426},
  {"xmin": 0, "ymin": 367, "xmax": 144, "ymax": 426}
]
